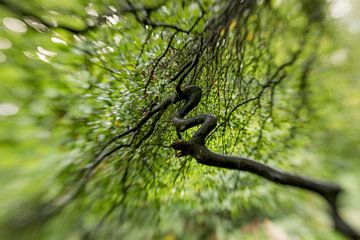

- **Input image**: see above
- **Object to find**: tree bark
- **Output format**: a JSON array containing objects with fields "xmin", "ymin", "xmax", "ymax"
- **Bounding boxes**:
[{"xmin": 171, "ymin": 85, "xmax": 360, "ymax": 239}]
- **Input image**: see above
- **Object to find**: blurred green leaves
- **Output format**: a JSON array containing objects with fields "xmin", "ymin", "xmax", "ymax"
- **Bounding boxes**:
[{"xmin": 0, "ymin": 0, "xmax": 359, "ymax": 239}]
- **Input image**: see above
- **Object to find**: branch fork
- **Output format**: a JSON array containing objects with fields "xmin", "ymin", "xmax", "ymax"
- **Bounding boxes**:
[{"xmin": 171, "ymin": 84, "xmax": 359, "ymax": 239}]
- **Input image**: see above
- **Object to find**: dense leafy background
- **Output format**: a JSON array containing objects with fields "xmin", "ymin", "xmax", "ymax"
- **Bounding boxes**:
[{"xmin": 0, "ymin": 0, "xmax": 359, "ymax": 239}]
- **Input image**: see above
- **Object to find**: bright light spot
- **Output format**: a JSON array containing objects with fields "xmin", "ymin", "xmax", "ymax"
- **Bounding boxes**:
[
  {"xmin": 330, "ymin": 0, "xmax": 352, "ymax": 19},
  {"xmin": 0, "ymin": 38, "xmax": 11, "ymax": 49},
  {"xmin": 0, "ymin": 52, "xmax": 6, "ymax": 63},
  {"xmin": 51, "ymin": 37, "xmax": 67, "ymax": 45},
  {"xmin": 86, "ymin": 18, "xmax": 96, "ymax": 27},
  {"xmin": 24, "ymin": 18, "xmax": 48, "ymax": 32},
  {"xmin": 74, "ymin": 35, "xmax": 86, "ymax": 42},
  {"xmin": 90, "ymin": 57, "xmax": 100, "ymax": 63},
  {"xmin": 50, "ymin": 19, "xmax": 58, "ymax": 27},
  {"xmin": 3, "ymin": 17, "xmax": 27, "ymax": 33},
  {"xmin": 114, "ymin": 34, "xmax": 122, "ymax": 44},
  {"xmin": 0, "ymin": 103, "xmax": 19, "ymax": 116},
  {"xmin": 189, "ymin": 2, "xmax": 199, "ymax": 11},
  {"xmin": 106, "ymin": 14, "xmax": 119, "ymax": 25},
  {"xmin": 93, "ymin": 40, "xmax": 105, "ymax": 47},
  {"xmin": 107, "ymin": 46, "xmax": 114, "ymax": 53},
  {"xmin": 36, "ymin": 52, "xmax": 50, "ymax": 62},
  {"xmin": 86, "ymin": 4, "xmax": 98, "ymax": 17},
  {"xmin": 109, "ymin": 5, "xmax": 117, "ymax": 13},
  {"xmin": 330, "ymin": 49, "xmax": 348, "ymax": 65},
  {"xmin": 348, "ymin": 20, "xmax": 360, "ymax": 33},
  {"xmin": 161, "ymin": 6, "xmax": 169, "ymax": 14},
  {"xmin": 37, "ymin": 46, "xmax": 57, "ymax": 57},
  {"xmin": 274, "ymin": 0, "xmax": 284, "ymax": 7},
  {"xmin": 23, "ymin": 50, "xmax": 36, "ymax": 59}
]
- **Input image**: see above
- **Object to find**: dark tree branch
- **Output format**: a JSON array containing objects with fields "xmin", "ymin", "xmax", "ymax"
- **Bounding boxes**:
[
  {"xmin": 88, "ymin": 92, "xmax": 181, "ymax": 176},
  {"xmin": 0, "ymin": 0, "xmax": 98, "ymax": 33},
  {"xmin": 170, "ymin": 84, "xmax": 360, "ymax": 239},
  {"xmin": 0, "ymin": 0, "xmax": 171, "ymax": 34},
  {"xmin": 144, "ymin": 31, "xmax": 178, "ymax": 93},
  {"xmin": 120, "ymin": 1, "xmax": 167, "ymax": 15},
  {"xmin": 126, "ymin": 0, "xmax": 188, "ymax": 33}
]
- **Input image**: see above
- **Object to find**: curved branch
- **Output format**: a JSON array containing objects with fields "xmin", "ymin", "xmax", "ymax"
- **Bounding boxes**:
[{"xmin": 171, "ymin": 85, "xmax": 359, "ymax": 239}]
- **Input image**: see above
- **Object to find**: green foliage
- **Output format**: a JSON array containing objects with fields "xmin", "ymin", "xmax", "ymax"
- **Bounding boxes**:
[{"xmin": 0, "ymin": 0, "xmax": 359, "ymax": 239}]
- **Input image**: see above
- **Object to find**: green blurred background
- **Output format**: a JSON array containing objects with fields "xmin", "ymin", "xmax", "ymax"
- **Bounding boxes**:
[{"xmin": 0, "ymin": 0, "xmax": 359, "ymax": 239}]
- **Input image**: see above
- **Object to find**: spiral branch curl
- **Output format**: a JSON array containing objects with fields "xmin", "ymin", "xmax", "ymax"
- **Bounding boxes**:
[{"xmin": 171, "ymin": 85, "xmax": 359, "ymax": 239}]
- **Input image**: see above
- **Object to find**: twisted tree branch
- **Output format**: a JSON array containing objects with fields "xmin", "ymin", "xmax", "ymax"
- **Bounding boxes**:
[{"xmin": 171, "ymin": 85, "xmax": 360, "ymax": 239}]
